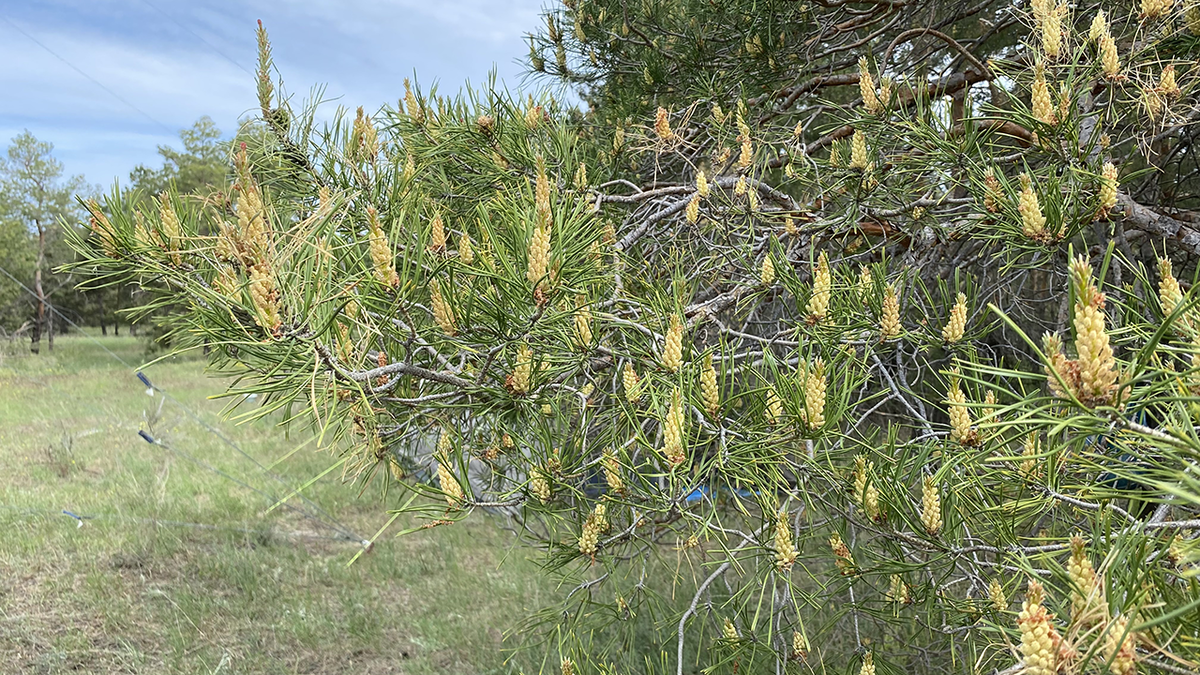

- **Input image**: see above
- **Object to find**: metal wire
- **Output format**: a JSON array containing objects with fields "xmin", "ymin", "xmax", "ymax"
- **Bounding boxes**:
[
  {"xmin": 0, "ymin": 263, "xmax": 370, "ymax": 547},
  {"xmin": 0, "ymin": 503, "xmax": 353, "ymax": 543}
]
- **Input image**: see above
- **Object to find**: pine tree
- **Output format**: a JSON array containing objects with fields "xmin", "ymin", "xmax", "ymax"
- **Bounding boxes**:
[{"xmin": 67, "ymin": 4, "xmax": 1200, "ymax": 674}]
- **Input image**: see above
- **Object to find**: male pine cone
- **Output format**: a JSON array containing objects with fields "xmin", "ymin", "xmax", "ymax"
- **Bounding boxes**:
[
  {"xmin": 701, "ymin": 354, "xmax": 720, "ymax": 417},
  {"xmin": 943, "ymin": 293, "xmax": 967, "ymax": 343}
]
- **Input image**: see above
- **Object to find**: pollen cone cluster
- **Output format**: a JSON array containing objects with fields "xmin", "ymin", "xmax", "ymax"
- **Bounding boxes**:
[
  {"xmin": 428, "ymin": 214, "xmax": 447, "ymax": 254},
  {"xmin": 1067, "ymin": 535, "xmax": 1103, "ymax": 625},
  {"xmin": 529, "ymin": 466, "xmax": 551, "ymax": 503},
  {"xmin": 943, "ymin": 293, "xmax": 968, "ymax": 343},
  {"xmin": 1159, "ymin": 65, "xmax": 1181, "ymax": 100},
  {"xmin": 1017, "ymin": 580, "xmax": 1062, "ymax": 675},
  {"xmin": 849, "ymin": 130, "xmax": 870, "ymax": 170},
  {"xmin": 335, "ymin": 327, "xmax": 354, "ymax": 367},
  {"xmin": 158, "ymin": 194, "xmax": 183, "ymax": 265},
  {"xmin": 249, "ymin": 263, "xmax": 282, "ymax": 334},
  {"xmin": 403, "ymin": 78, "xmax": 423, "ymax": 124},
  {"xmin": 429, "ymin": 279, "xmax": 456, "ymax": 336},
  {"xmin": 1042, "ymin": 332, "xmax": 1075, "ymax": 398},
  {"xmin": 859, "ymin": 57, "xmax": 882, "ymax": 115},
  {"xmin": 662, "ymin": 388, "xmax": 686, "ymax": 468},
  {"xmin": 1104, "ymin": 615, "xmax": 1138, "ymax": 675},
  {"xmin": 1018, "ymin": 173, "xmax": 1049, "ymax": 241},
  {"xmin": 1032, "ymin": 65, "xmax": 1057, "ymax": 125},
  {"xmin": 990, "ymin": 579, "xmax": 1007, "ymax": 611},
  {"xmin": 921, "ymin": 476, "xmax": 942, "ymax": 535},
  {"xmin": 738, "ymin": 124, "xmax": 754, "ymax": 169},
  {"xmin": 654, "ymin": 106, "xmax": 672, "ymax": 140},
  {"xmin": 857, "ymin": 265, "xmax": 873, "ymax": 304},
  {"xmin": 623, "ymin": 363, "xmax": 642, "ymax": 403},
  {"xmin": 350, "ymin": 106, "xmax": 379, "ymax": 163},
  {"xmin": 436, "ymin": 432, "xmax": 463, "ymax": 508},
  {"xmin": 1099, "ymin": 162, "xmax": 1119, "ymax": 215},
  {"xmin": 854, "ymin": 455, "xmax": 880, "ymax": 521},
  {"xmin": 983, "ymin": 169, "xmax": 1003, "ymax": 213},
  {"xmin": 458, "ymin": 232, "xmax": 474, "ymax": 264},
  {"xmin": 803, "ymin": 358, "xmax": 827, "ymax": 430},
  {"xmin": 761, "ymin": 254, "xmax": 776, "ymax": 286},
  {"xmin": 830, "ymin": 532, "xmax": 855, "ymax": 574},
  {"xmin": 701, "ymin": 354, "xmax": 720, "ymax": 417},
  {"xmin": 602, "ymin": 449, "xmax": 624, "ymax": 494},
  {"xmin": 1070, "ymin": 256, "xmax": 1118, "ymax": 405},
  {"xmin": 578, "ymin": 502, "xmax": 606, "ymax": 557},
  {"xmin": 859, "ymin": 652, "xmax": 875, "ymax": 675},
  {"xmin": 1142, "ymin": 0, "xmax": 1173, "ymax": 21},
  {"xmin": 662, "ymin": 315, "xmax": 684, "ymax": 372},
  {"xmin": 808, "ymin": 252, "xmax": 831, "ymax": 322},
  {"xmin": 947, "ymin": 373, "xmax": 976, "ymax": 445},
  {"xmin": 218, "ymin": 170, "xmax": 271, "ymax": 267},
  {"xmin": 1158, "ymin": 258, "xmax": 1191, "ymax": 334},
  {"xmin": 766, "ymin": 388, "xmax": 784, "ymax": 425},
  {"xmin": 368, "ymin": 206, "xmax": 400, "ymax": 288},
  {"xmin": 1021, "ymin": 432, "xmax": 1041, "ymax": 481},
  {"xmin": 1099, "ymin": 31, "xmax": 1120, "ymax": 80},
  {"xmin": 853, "ymin": 455, "xmax": 870, "ymax": 506},
  {"xmin": 511, "ymin": 344, "xmax": 534, "ymax": 394},
  {"xmin": 527, "ymin": 159, "xmax": 553, "ymax": 287},
  {"xmin": 574, "ymin": 304, "xmax": 594, "ymax": 348},
  {"xmin": 1089, "ymin": 10, "xmax": 1108, "ymax": 41},
  {"xmin": 1033, "ymin": 0, "xmax": 1066, "ymax": 61},
  {"xmin": 791, "ymin": 631, "xmax": 809, "ymax": 660},
  {"xmin": 685, "ymin": 194, "xmax": 700, "ymax": 224},
  {"xmin": 83, "ymin": 203, "xmax": 117, "ymax": 259},
  {"xmin": 881, "ymin": 284, "xmax": 901, "ymax": 338},
  {"xmin": 773, "ymin": 509, "xmax": 797, "ymax": 571}
]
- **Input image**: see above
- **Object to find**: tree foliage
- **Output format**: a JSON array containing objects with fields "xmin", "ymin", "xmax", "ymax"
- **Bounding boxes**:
[
  {"xmin": 0, "ymin": 131, "xmax": 91, "ymax": 343},
  {"xmin": 127, "ymin": 115, "xmax": 231, "ymax": 201},
  {"xmin": 69, "ymin": 4, "xmax": 1200, "ymax": 674}
]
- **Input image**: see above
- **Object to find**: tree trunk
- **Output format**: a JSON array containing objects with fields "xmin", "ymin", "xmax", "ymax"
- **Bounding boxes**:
[
  {"xmin": 47, "ymin": 300, "xmax": 54, "ymax": 350},
  {"xmin": 31, "ymin": 220, "xmax": 45, "ymax": 354},
  {"xmin": 97, "ymin": 293, "xmax": 106, "ymax": 335},
  {"xmin": 114, "ymin": 322, "xmax": 119, "ymax": 337},
  {"xmin": 30, "ymin": 266, "xmax": 42, "ymax": 354}
]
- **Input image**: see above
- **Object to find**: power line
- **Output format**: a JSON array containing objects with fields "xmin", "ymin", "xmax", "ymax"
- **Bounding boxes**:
[
  {"xmin": 2, "ymin": 353, "xmax": 362, "ymax": 544},
  {"xmin": 135, "ymin": 0, "xmax": 254, "ymax": 76},
  {"xmin": 0, "ymin": 503, "xmax": 354, "ymax": 543},
  {"xmin": 0, "ymin": 13, "xmax": 177, "ymax": 137},
  {"xmin": 0, "ymin": 262, "xmax": 369, "ymax": 546}
]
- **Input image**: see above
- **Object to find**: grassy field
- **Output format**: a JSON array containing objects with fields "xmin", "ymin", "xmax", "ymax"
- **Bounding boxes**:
[{"xmin": 0, "ymin": 333, "xmax": 547, "ymax": 674}]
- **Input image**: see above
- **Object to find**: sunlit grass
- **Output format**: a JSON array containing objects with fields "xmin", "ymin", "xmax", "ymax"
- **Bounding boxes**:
[{"xmin": 0, "ymin": 333, "xmax": 545, "ymax": 674}]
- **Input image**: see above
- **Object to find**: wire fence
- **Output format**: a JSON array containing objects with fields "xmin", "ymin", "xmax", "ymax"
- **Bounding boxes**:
[{"xmin": 0, "ymin": 262, "xmax": 371, "ymax": 550}]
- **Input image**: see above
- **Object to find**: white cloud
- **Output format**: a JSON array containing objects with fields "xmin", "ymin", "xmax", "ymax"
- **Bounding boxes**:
[
  {"xmin": 0, "ymin": 0, "xmax": 552, "ymax": 187},
  {"xmin": 0, "ymin": 19, "xmax": 254, "ymax": 130}
]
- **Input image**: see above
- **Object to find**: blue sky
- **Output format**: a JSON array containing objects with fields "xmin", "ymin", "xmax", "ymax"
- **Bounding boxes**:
[{"xmin": 0, "ymin": 0, "xmax": 548, "ymax": 189}]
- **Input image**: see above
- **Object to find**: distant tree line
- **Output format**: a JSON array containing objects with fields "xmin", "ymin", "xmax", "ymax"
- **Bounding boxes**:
[{"xmin": 0, "ymin": 117, "xmax": 233, "ymax": 351}]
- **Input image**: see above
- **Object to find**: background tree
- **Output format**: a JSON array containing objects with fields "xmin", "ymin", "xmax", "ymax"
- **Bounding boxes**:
[
  {"xmin": 0, "ymin": 210, "xmax": 35, "ymax": 334},
  {"xmin": 128, "ymin": 116, "xmax": 232, "ymax": 201},
  {"xmin": 69, "ymin": 5, "xmax": 1200, "ymax": 675},
  {"xmin": 0, "ymin": 131, "xmax": 90, "ymax": 351}
]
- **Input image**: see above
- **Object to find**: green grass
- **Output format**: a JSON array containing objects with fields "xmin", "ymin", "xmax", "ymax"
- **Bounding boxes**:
[{"xmin": 0, "ymin": 333, "xmax": 547, "ymax": 674}]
